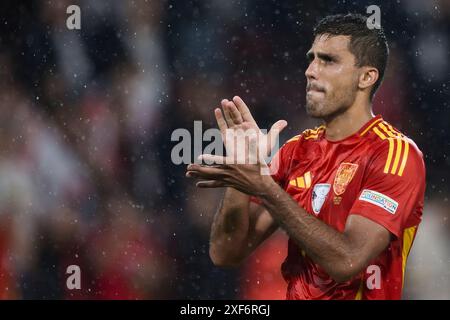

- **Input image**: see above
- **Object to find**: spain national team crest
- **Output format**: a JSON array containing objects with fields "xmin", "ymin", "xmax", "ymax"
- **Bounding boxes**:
[
  {"xmin": 312, "ymin": 183, "xmax": 331, "ymax": 215},
  {"xmin": 333, "ymin": 162, "xmax": 359, "ymax": 196}
]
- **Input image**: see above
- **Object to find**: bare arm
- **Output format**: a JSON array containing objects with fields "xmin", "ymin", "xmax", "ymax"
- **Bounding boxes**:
[
  {"xmin": 190, "ymin": 96, "xmax": 391, "ymax": 282},
  {"xmin": 187, "ymin": 96, "xmax": 286, "ymax": 267},
  {"xmin": 209, "ymin": 187, "xmax": 277, "ymax": 267},
  {"xmin": 259, "ymin": 178, "xmax": 391, "ymax": 282}
]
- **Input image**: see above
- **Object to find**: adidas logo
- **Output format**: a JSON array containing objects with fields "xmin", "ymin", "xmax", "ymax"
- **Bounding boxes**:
[{"xmin": 289, "ymin": 171, "xmax": 312, "ymax": 188}]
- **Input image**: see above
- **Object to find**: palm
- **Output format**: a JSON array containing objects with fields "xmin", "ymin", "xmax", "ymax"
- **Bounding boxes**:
[{"xmin": 215, "ymin": 97, "xmax": 287, "ymax": 161}]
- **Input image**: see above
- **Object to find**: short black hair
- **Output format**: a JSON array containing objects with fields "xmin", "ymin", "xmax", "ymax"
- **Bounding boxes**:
[{"xmin": 313, "ymin": 13, "xmax": 389, "ymax": 99}]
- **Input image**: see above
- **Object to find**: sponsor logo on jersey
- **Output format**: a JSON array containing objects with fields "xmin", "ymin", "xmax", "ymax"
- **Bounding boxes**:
[
  {"xmin": 312, "ymin": 183, "xmax": 331, "ymax": 214},
  {"xmin": 359, "ymin": 189, "xmax": 398, "ymax": 214},
  {"xmin": 333, "ymin": 162, "xmax": 358, "ymax": 195}
]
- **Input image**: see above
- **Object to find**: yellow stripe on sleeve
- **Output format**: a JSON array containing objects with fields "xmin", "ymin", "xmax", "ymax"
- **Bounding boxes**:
[
  {"xmin": 398, "ymin": 139, "xmax": 409, "ymax": 176},
  {"xmin": 378, "ymin": 123, "xmax": 396, "ymax": 138},
  {"xmin": 384, "ymin": 138, "xmax": 395, "ymax": 174},
  {"xmin": 377, "ymin": 123, "xmax": 410, "ymax": 176},
  {"xmin": 390, "ymin": 137, "xmax": 403, "ymax": 175},
  {"xmin": 304, "ymin": 134, "xmax": 319, "ymax": 140},
  {"xmin": 373, "ymin": 127, "xmax": 396, "ymax": 174},
  {"xmin": 373, "ymin": 127, "xmax": 387, "ymax": 140},
  {"xmin": 385, "ymin": 122, "xmax": 402, "ymax": 136},
  {"xmin": 360, "ymin": 118, "xmax": 383, "ymax": 136},
  {"xmin": 378, "ymin": 123, "xmax": 399, "ymax": 174},
  {"xmin": 402, "ymin": 226, "xmax": 417, "ymax": 289},
  {"xmin": 354, "ymin": 280, "xmax": 364, "ymax": 300}
]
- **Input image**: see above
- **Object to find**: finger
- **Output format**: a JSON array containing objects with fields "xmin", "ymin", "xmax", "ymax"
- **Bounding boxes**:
[
  {"xmin": 187, "ymin": 170, "xmax": 219, "ymax": 178},
  {"xmin": 268, "ymin": 120, "xmax": 288, "ymax": 151},
  {"xmin": 188, "ymin": 163, "xmax": 225, "ymax": 170},
  {"xmin": 198, "ymin": 154, "xmax": 232, "ymax": 165},
  {"xmin": 226, "ymin": 100, "xmax": 244, "ymax": 124},
  {"xmin": 187, "ymin": 170, "xmax": 224, "ymax": 180},
  {"xmin": 221, "ymin": 99, "xmax": 235, "ymax": 127},
  {"xmin": 196, "ymin": 180, "xmax": 227, "ymax": 188},
  {"xmin": 232, "ymin": 96, "xmax": 256, "ymax": 123},
  {"xmin": 214, "ymin": 108, "xmax": 228, "ymax": 135},
  {"xmin": 187, "ymin": 163, "xmax": 227, "ymax": 176}
]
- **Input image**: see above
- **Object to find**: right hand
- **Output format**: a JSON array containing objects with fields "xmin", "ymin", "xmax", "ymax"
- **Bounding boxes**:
[{"xmin": 214, "ymin": 96, "xmax": 287, "ymax": 163}]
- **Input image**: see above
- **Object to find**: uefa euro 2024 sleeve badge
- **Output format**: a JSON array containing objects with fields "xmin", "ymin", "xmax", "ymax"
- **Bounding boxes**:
[{"xmin": 333, "ymin": 162, "xmax": 359, "ymax": 205}]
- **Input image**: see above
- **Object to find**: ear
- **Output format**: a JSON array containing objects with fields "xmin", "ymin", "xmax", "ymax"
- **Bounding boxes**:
[{"xmin": 358, "ymin": 67, "xmax": 379, "ymax": 91}]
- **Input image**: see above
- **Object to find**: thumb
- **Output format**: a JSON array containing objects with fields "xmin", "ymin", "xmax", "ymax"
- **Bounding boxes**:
[{"xmin": 268, "ymin": 120, "xmax": 288, "ymax": 148}]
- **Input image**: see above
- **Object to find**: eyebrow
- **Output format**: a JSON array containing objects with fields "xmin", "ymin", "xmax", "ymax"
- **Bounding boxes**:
[{"xmin": 306, "ymin": 51, "xmax": 339, "ymax": 62}]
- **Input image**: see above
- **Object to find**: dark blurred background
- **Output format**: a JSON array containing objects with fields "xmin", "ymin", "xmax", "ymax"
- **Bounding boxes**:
[{"xmin": 0, "ymin": 0, "xmax": 448, "ymax": 299}]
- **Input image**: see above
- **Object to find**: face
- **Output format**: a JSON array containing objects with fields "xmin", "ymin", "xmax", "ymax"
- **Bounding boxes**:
[{"xmin": 305, "ymin": 35, "xmax": 360, "ymax": 119}]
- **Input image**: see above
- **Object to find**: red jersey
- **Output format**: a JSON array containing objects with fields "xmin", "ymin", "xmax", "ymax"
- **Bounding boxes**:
[{"xmin": 267, "ymin": 115, "xmax": 425, "ymax": 300}]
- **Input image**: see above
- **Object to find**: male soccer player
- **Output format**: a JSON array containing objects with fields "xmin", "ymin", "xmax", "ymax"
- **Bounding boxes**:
[{"xmin": 186, "ymin": 14, "xmax": 425, "ymax": 299}]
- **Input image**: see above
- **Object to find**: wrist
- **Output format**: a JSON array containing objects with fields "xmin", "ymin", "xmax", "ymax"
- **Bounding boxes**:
[{"xmin": 256, "ymin": 174, "xmax": 278, "ymax": 199}]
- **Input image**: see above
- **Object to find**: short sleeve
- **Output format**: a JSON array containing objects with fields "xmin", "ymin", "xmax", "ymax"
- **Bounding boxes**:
[{"xmin": 350, "ymin": 138, "xmax": 426, "ymax": 238}]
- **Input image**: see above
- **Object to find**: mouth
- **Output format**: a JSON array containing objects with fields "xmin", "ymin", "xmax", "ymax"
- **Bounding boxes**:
[
  {"xmin": 307, "ymin": 89, "xmax": 324, "ymax": 94},
  {"xmin": 306, "ymin": 89, "xmax": 325, "ymax": 97},
  {"xmin": 306, "ymin": 84, "xmax": 325, "ymax": 94}
]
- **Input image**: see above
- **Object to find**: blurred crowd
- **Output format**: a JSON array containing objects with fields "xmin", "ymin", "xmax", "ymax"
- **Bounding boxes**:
[{"xmin": 0, "ymin": 0, "xmax": 448, "ymax": 299}]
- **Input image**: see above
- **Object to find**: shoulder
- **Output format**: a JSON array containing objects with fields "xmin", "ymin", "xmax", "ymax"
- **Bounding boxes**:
[
  {"xmin": 364, "ymin": 120, "xmax": 425, "ymax": 177},
  {"xmin": 284, "ymin": 125, "xmax": 326, "ymax": 145},
  {"xmin": 273, "ymin": 125, "xmax": 325, "ymax": 164}
]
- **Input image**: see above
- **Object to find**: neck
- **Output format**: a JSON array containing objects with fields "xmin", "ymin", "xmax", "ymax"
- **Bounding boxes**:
[{"xmin": 323, "ymin": 98, "xmax": 374, "ymax": 141}]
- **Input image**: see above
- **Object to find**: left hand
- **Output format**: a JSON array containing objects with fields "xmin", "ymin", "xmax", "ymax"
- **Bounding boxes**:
[{"xmin": 186, "ymin": 134, "xmax": 274, "ymax": 197}]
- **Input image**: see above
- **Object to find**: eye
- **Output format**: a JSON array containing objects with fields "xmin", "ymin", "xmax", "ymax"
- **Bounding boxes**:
[{"xmin": 321, "ymin": 56, "xmax": 334, "ymax": 64}]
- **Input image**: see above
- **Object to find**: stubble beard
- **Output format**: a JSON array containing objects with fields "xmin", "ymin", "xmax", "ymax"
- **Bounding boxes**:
[{"xmin": 306, "ymin": 88, "xmax": 356, "ymax": 121}]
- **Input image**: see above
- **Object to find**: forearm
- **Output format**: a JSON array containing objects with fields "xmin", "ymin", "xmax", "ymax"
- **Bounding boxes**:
[
  {"xmin": 209, "ymin": 187, "xmax": 251, "ymax": 266},
  {"xmin": 260, "ymin": 179, "xmax": 360, "ymax": 281}
]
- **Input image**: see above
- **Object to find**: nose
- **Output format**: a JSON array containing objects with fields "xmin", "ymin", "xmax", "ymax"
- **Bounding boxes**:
[{"xmin": 305, "ymin": 59, "xmax": 318, "ymax": 80}]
